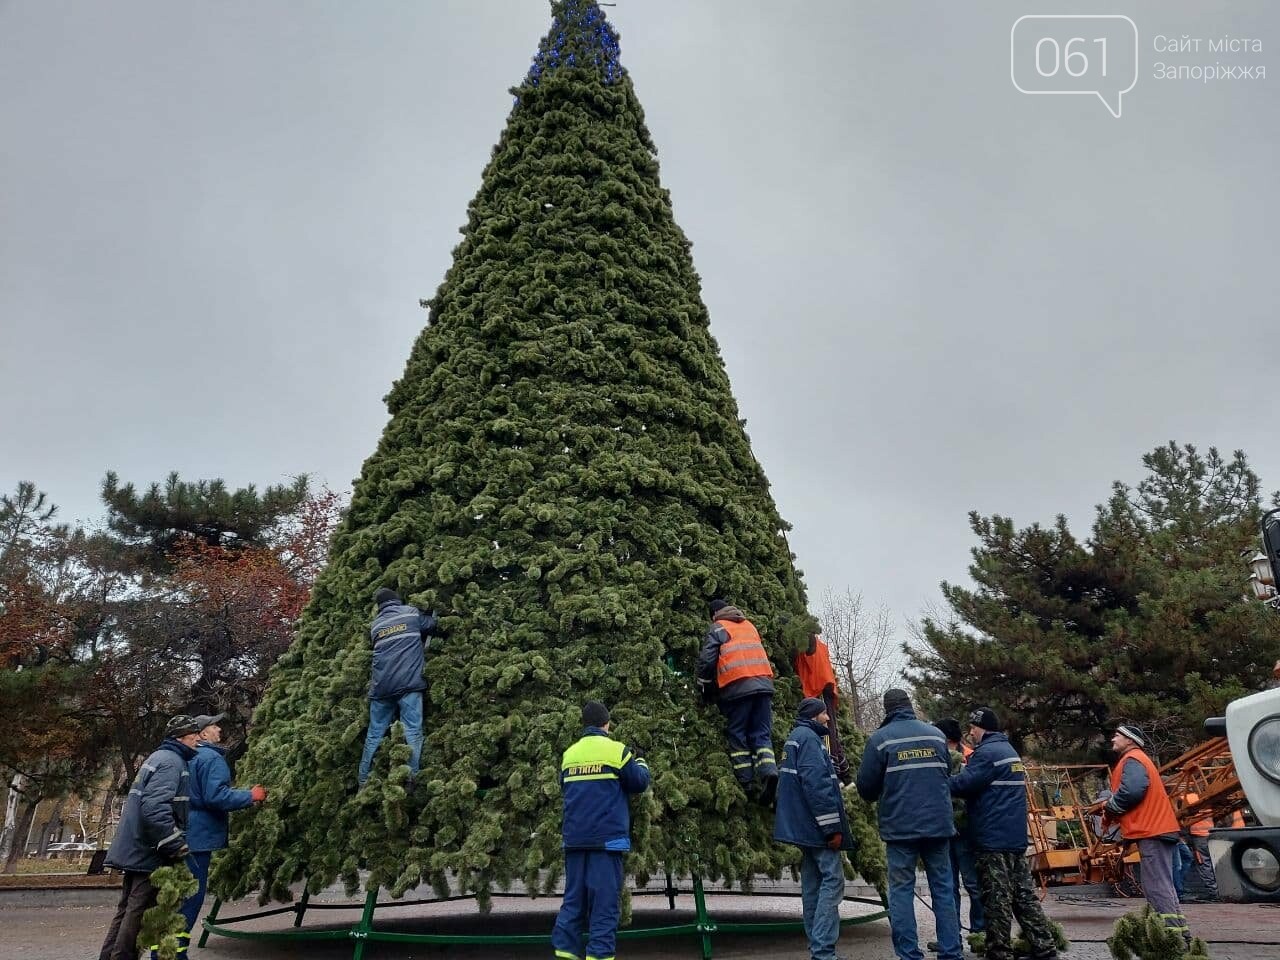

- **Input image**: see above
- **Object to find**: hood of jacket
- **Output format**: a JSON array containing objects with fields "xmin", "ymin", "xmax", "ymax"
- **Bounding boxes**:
[
  {"xmin": 712, "ymin": 606, "xmax": 746, "ymax": 623},
  {"xmin": 159, "ymin": 738, "xmax": 197, "ymax": 762},
  {"xmin": 799, "ymin": 717, "xmax": 830, "ymax": 738}
]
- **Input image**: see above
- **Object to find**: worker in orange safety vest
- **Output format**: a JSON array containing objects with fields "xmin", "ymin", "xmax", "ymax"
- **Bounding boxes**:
[
  {"xmin": 1181, "ymin": 792, "xmax": 1218, "ymax": 900},
  {"xmin": 793, "ymin": 633, "xmax": 851, "ymax": 784},
  {"xmin": 697, "ymin": 599, "xmax": 777, "ymax": 801},
  {"xmin": 1102, "ymin": 724, "xmax": 1191, "ymax": 946}
]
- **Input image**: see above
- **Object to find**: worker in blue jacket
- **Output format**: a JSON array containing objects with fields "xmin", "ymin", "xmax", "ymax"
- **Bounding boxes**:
[
  {"xmin": 948, "ymin": 708, "xmax": 1057, "ymax": 960},
  {"xmin": 773, "ymin": 697, "xmax": 855, "ymax": 960},
  {"xmin": 358, "ymin": 587, "xmax": 439, "ymax": 787},
  {"xmin": 551, "ymin": 701, "xmax": 650, "ymax": 960},
  {"xmin": 178, "ymin": 714, "xmax": 265, "ymax": 956},
  {"xmin": 856, "ymin": 689, "xmax": 961, "ymax": 960}
]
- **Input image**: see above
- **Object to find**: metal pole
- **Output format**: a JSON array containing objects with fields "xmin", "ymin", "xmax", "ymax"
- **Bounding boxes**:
[
  {"xmin": 293, "ymin": 887, "xmax": 311, "ymax": 928},
  {"xmin": 350, "ymin": 887, "xmax": 378, "ymax": 960},
  {"xmin": 693, "ymin": 876, "xmax": 715, "ymax": 960},
  {"xmin": 196, "ymin": 898, "xmax": 221, "ymax": 949}
]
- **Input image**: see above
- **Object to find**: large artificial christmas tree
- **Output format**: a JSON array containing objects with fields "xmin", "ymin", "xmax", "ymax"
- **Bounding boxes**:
[{"xmin": 214, "ymin": 0, "xmax": 883, "ymax": 907}]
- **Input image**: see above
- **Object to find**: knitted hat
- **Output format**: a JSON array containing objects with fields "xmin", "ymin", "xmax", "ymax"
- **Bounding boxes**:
[
  {"xmin": 968, "ymin": 707, "xmax": 1001, "ymax": 732},
  {"xmin": 797, "ymin": 697, "xmax": 826, "ymax": 721},
  {"xmin": 373, "ymin": 587, "xmax": 399, "ymax": 606},
  {"xmin": 1114, "ymin": 723, "xmax": 1146, "ymax": 747},
  {"xmin": 883, "ymin": 688, "xmax": 911, "ymax": 713},
  {"xmin": 581, "ymin": 701, "xmax": 611, "ymax": 728},
  {"xmin": 708, "ymin": 599, "xmax": 728, "ymax": 616},
  {"xmin": 934, "ymin": 718, "xmax": 963, "ymax": 744}
]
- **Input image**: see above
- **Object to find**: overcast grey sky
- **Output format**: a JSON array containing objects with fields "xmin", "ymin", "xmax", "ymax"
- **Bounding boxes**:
[{"xmin": 2, "ymin": 1, "xmax": 1277, "ymax": 661}]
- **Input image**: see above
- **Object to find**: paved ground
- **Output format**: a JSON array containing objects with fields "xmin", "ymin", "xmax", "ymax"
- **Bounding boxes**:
[{"xmin": 6, "ymin": 887, "xmax": 1279, "ymax": 959}]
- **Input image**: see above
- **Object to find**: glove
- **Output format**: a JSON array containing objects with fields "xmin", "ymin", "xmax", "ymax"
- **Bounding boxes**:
[
  {"xmin": 626, "ymin": 744, "xmax": 645, "ymax": 761},
  {"xmin": 826, "ymin": 833, "xmax": 843, "ymax": 851},
  {"xmin": 158, "ymin": 836, "xmax": 189, "ymax": 860},
  {"xmin": 696, "ymin": 679, "xmax": 716, "ymax": 705},
  {"xmin": 250, "ymin": 784, "xmax": 267, "ymax": 803}
]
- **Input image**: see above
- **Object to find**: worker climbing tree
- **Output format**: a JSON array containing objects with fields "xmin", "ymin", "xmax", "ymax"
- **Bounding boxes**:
[{"xmin": 211, "ymin": 0, "xmax": 884, "ymax": 907}]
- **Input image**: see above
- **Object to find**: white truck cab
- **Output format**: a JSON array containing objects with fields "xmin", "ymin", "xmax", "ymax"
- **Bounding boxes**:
[{"xmin": 1207, "ymin": 686, "xmax": 1280, "ymax": 901}]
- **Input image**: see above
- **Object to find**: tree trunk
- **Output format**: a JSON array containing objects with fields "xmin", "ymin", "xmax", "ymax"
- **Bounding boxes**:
[
  {"xmin": 36, "ymin": 798, "xmax": 66, "ymax": 857},
  {"xmin": 96, "ymin": 764, "xmax": 122, "ymax": 847},
  {"xmin": 0, "ymin": 773, "xmax": 25, "ymax": 864},
  {"xmin": 3, "ymin": 798, "xmax": 40, "ymax": 873}
]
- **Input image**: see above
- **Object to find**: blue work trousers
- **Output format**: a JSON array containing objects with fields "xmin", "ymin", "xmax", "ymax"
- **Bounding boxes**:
[
  {"xmin": 950, "ymin": 832, "xmax": 985, "ymax": 932},
  {"xmin": 551, "ymin": 849, "xmax": 625, "ymax": 960},
  {"xmin": 177, "ymin": 850, "xmax": 212, "ymax": 934},
  {"xmin": 717, "ymin": 693, "xmax": 775, "ymax": 783}
]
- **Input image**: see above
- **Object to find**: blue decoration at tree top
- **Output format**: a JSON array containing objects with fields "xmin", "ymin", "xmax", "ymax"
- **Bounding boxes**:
[{"xmin": 523, "ymin": 0, "xmax": 625, "ymax": 90}]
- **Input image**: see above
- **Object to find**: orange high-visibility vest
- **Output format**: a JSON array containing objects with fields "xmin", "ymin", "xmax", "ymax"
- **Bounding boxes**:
[
  {"xmin": 1231, "ymin": 810, "xmax": 1245, "ymax": 828},
  {"xmin": 715, "ymin": 619, "xmax": 773, "ymax": 688},
  {"xmin": 1110, "ymin": 748, "xmax": 1180, "ymax": 840},
  {"xmin": 794, "ymin": 636, "xmax": 838, "ymax": 700},
  {"xmin": 961, "ymin": 743, "xmax": 974, "ymax": 761},
  {"xmin": 1184, "ymin": 792, "xmax": 1213, "ymax": 837}
]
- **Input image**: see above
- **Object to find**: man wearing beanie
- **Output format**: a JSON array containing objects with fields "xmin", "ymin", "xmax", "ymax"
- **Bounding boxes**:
[
  {"xmin": 1102, "ymin": 723, "xmax": 1190, "ymax": 947},
  {"xmin": 552, "ymin": 701, "xmax": 651, "ymax": 960},
  {"xmin": 856, "ymin": 689, "xmax": 962, "ymax": 960},
  {"xmin": 99, "ymin": 716, "xmax": 201, "ymax": 960},
  {"xmin": 358, "ymin": 587, "xmax": 440, "ymax": 787},
  {"xmin": 950, "ymin": 708, "xmax": 1057, "ymax": 960},
  {"xmin": 774, "ymin": 697, "xmax": 855, "ymax": 960},
  {"xmin": 696, "ymin": 598, "xmax": 778, "ymax": 800}
]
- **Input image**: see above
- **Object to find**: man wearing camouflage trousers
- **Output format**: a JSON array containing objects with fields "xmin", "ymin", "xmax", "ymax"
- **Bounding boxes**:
[{"xmin": 950, "ymin": 708, "xmax": 1058, "ymax": 960}]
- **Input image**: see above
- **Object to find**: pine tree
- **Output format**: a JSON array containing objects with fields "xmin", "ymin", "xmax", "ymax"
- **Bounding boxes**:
[
  {"xmin": 908, "ymin": 443, "xmax": 1280, "ymax": 759},
  {"xmin": 100, "ymin": 471, "xmax": 309, "ymax": 574},
  {"xmin": 214, "ymin": 0, "xmax": 881, "ymax": 906}
]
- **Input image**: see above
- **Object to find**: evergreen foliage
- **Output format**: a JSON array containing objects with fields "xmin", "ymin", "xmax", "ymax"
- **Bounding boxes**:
[
  {"xmin": 213, "ymin": 0, "xmax": 882, "ymax": 905},
  {"xmin": 908, "ymin": 444, "xmax": 1280, "ymax": 759},
  {"xmin": 138, "ymin": 863, "xmax": 199, "ymax": 960},
  {"xmin": 969, "ymin": 920, "xmax": 1070, "ymax": 957},
  {"xmin": 101, "ymin": 471, "xmax": 309, "ymax": 573},
  {"xmin": 1107, "ymin": 904, "xmax": 1209, "ymax": 960}
]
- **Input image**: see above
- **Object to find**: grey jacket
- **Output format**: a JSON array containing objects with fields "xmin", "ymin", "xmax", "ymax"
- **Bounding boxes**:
[
  {"xmin": 696, "ymin": 606, "xmax": 776, "ymax": 701},
  {"xmin": 105, "ymin": 739, "xmax": 195, "ymax": 873}
]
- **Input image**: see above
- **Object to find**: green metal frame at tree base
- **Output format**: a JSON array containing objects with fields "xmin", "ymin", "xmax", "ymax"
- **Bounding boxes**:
[{"xmin": 197, "ymin": 875, "xmax": 888, "ymax": 960}]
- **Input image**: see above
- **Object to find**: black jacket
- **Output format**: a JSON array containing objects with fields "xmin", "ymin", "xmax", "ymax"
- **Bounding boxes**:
[{"xmin": 369, "ymin": 601, "xmax": 439, "ymax": 700}]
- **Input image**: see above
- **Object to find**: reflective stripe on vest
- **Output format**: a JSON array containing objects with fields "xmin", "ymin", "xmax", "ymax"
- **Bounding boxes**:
[
  {"xmin": 715, "ymin": 619, "xmax": 773, "ymax": 687},
  {"xmin": 561, "ymin": 735, "xmax": 629, "ymax": 784},
  {"xmin": 1110, "ymin": 748, "xmax": 1181, "ymax": 839}
]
